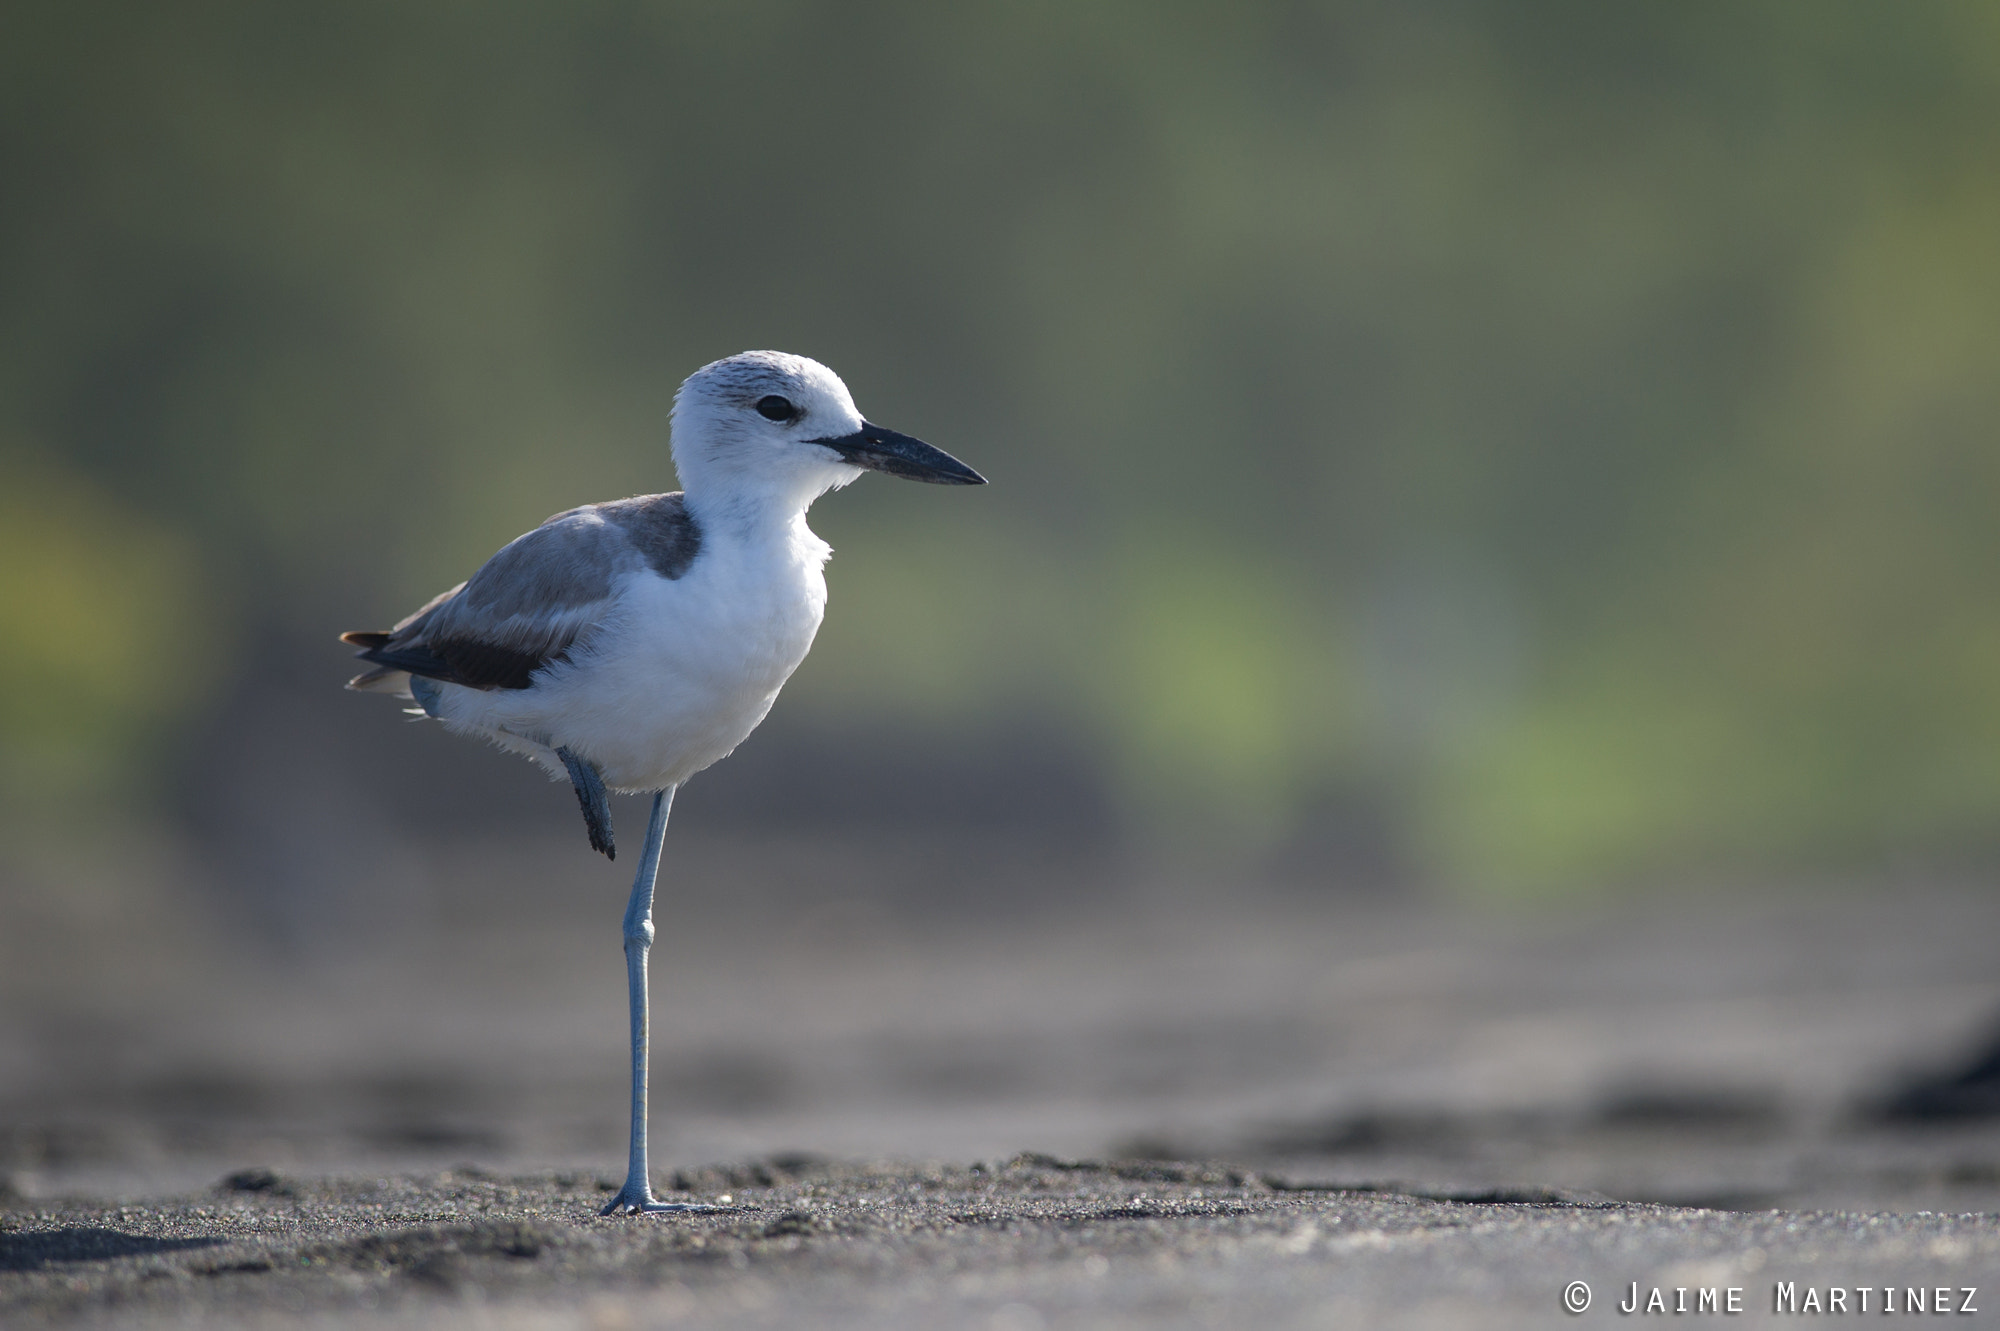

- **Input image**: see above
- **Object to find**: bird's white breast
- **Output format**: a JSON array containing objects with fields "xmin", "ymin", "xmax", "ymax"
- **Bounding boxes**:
[{"xmin": 446, "ymin": 517, "xmax": 832, "ymax": 791}]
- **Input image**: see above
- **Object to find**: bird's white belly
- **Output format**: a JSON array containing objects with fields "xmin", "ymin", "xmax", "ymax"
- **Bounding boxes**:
[{"xmin": 446, "ymin": 555, "xmax": 827, "ymax": 791}]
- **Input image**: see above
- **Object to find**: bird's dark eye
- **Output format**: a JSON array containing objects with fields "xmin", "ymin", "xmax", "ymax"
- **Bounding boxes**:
[{"xmin": 755, "ymin": 395, "xmax": 796, "ymax": 422}]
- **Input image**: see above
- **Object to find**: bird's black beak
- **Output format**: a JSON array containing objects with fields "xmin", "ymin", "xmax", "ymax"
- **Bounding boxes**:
[{"xmin": 812, "ymin": 421, "xmax": 986, "ymax": 485}]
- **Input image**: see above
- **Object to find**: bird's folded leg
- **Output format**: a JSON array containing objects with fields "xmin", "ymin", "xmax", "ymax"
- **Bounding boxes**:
[{"xmin": 556, "ymin": 746, "xmax": 616, "ymax": 859}]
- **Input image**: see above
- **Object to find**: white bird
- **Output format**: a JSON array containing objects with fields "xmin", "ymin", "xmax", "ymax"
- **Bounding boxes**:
[{"xmin": 341, "ymin": 350, "xmax": 984, "ymax": 1213}]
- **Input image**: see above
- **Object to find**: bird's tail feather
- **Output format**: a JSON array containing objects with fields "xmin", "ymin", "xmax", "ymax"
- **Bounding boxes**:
[
  {"xmin": 343, "ymin": 629, "xmax": 411, "ymax": 695},
  {"xmin": 346, "ymin": 666, "xmax": 414, "ymax": 697}
]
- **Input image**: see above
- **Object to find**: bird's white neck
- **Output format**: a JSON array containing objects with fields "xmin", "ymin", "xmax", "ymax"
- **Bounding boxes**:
[{"xmin": 681, "ymin": 469, "xmax": 849, "ymax": 552}]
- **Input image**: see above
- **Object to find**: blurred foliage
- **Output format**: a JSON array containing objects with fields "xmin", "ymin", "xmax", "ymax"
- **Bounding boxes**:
[
  {"xmin": 0, "ymin": 454, "xmax": 215, "ymax": 805},
  {"xmin": 2, "ymin": 0, "xmax": 1998, "ymax": 887}
]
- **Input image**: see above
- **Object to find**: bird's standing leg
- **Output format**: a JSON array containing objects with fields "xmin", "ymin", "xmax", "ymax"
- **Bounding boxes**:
[{"xmin": 599, "ymin": 786, "xmax": 705, "ymax": 1215}]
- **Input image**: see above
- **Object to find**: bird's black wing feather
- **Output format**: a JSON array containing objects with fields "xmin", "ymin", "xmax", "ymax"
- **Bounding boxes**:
[{"xmin": 348, "ymin": 638, "xmax": 556, "ymax": 691}]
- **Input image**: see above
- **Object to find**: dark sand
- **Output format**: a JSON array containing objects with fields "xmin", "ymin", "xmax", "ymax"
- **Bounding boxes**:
[
  {"xmin": 7, "ymin": 831, "xmax": 2000, "ymax": 1326},
  {"xmin": 9, "ymin": 1156, "xmax": 2000, "ymax": 1329}
]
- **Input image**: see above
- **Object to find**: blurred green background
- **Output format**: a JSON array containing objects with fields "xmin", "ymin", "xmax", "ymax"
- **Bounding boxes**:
[{"xmin": 3, "ymin": 0, "xmax": 1999, "ymax": 896}]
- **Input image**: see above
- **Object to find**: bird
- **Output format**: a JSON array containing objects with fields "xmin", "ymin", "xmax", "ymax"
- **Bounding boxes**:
[{"xmin": 340, "ymin": 350, "xmax": 984, "ymax": 1213}]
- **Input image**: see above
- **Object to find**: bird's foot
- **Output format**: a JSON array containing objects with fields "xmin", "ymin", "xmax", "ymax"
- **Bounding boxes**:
[{"xmin": 598, "ymin": 1183, "xmax": 727, "ymax": 1216}]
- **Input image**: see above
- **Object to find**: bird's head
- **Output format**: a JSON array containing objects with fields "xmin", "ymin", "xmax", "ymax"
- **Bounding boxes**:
[{"xmin": 670, "ymin": 351, "xmax": 984, "ymax": 507}]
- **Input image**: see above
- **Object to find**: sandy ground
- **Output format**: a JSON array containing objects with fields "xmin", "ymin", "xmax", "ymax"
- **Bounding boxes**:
[
  {"xmin": 9, "ymin": 1158, "xmax": 2000, "ymax": 1329},
  {"xmin": 6, "ymin": 828, "xmax": 2000, "ymax": 1326}
]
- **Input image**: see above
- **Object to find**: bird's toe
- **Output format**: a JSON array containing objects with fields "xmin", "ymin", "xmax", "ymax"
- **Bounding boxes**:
[{"xmin": 598, "ymin": 1186, "xmax": 728, "ymax": 1217}]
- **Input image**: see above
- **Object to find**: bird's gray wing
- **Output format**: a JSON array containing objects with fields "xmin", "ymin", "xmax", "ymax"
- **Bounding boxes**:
[{"xmin": 343, "ymin": 493, "xmax": 703, "ymax": 691}]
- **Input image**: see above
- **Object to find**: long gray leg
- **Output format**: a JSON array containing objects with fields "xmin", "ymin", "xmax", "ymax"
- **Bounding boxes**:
[
  {"xmin": 557, "ymin": 746, "xmax": 616, "ymax": 860},
  {"xmin": 599, "ymin": 787, "xmax": 707, "ymax": 1215}
]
